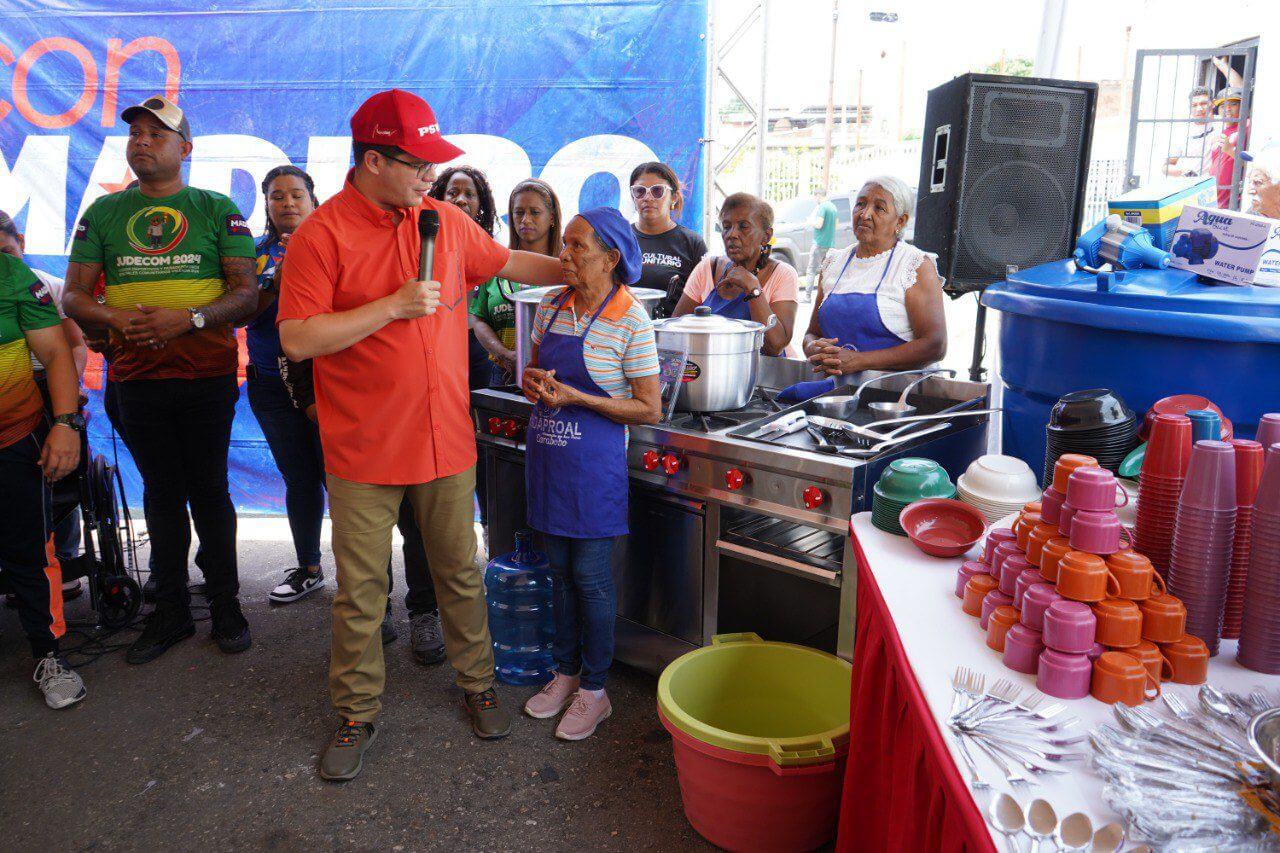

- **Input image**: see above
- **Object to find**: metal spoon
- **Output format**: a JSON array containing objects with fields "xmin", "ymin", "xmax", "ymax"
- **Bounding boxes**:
[
  {"xmin": 1056, "ymin": 812, "xmax": 1093, "ymax": 852},
  {"xmin": 1026, "ymin": 798, "xmax": 1057, "ymax": 853},
  {"xmin": 988, "ymin": 793, "xmax": 1026, "ymax": 853},
  {"xmin": 1089, "ymin": 821, "xmax": 1125, "ymax": 853}
]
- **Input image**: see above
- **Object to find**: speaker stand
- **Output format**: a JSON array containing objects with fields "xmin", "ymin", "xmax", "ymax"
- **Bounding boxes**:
[{"xmin": 968, "ymin": 294, "xmax": 987, "ymax": 383}]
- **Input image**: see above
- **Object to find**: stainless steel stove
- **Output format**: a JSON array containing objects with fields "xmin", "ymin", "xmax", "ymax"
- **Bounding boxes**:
[{"xmin": 473, "ymin": 358, "xmax": 990, "ymax": 672}]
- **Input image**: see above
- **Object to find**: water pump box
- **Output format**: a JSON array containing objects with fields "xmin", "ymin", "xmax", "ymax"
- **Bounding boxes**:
[
  {"xmin": 1109, "ymin": 177, "xmax": 1214, "ymax": 250},
  {"xmin": 1168, "ymin": 205, "xmax": 1280, "ymax": 287}
]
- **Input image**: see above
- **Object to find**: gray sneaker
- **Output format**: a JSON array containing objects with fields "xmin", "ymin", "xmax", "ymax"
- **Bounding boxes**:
[
  {"xmin": 319, "ymin": 720, "xmax": 377, "ymax": 782},
  {"xmin": 410, "ymin": 610, "xmax": 446, "ymax": 665},
  {"xmin": 34, "ymin": 654, "xmax": 86, "ymax": 709}
]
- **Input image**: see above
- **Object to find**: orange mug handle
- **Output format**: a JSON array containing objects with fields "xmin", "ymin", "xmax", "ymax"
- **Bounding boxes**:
[
  {"xmin": 1106, "ymin": 570, "xmax": 1123, "ymax": 598},
  {"xmin": 1143, "ymin": 666, "xmax": 1162, "ymax": 700},
  {"xmin": 1158, "ymin": 653, "xmax": 1175, "ymax": 682},
  {"xmin": 1151, "ymin": 571, "xmax": 1167, "ymax": 595}
]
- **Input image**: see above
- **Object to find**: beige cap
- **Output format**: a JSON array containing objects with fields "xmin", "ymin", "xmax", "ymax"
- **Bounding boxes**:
[{"xmin": 121, "ymin": 95, "xmax": 192, "ymax": 142}]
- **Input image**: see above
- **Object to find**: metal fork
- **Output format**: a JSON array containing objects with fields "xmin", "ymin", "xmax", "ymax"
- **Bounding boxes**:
[
  {"xmin": 1119, "ymin": 705, "xmax": 1242, "ymax": 763},
  {"xmin": 951, "ymin": 667, "xmax": 985, "ymax": 719},
  {"xmin": 969, "ymin": 734, "xmax": 1036, "ymax": 790},
  {"xmin": 953, "ymin": 678, "xmax": 1018, "ymax": 726},
  {"xmin": 1249, "ymin": 689, "xmax": 1274, "ymax": 714},
  {"xmin": 1162, "ymin": 690, "xmax": 1244, "ymax": 752}
]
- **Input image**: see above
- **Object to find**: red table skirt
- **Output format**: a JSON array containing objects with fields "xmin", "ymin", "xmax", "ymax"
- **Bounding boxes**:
[{"xmin": 835, "ymin": 531, "xmax": 995, "ymax": 853}]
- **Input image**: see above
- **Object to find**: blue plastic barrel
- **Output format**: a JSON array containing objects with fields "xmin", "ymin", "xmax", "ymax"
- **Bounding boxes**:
[
  {"xmin": 485, "ymin": 530, "xmax": 555, "ymax": 685},
  {"xmin": 983, "ymin": 262, "xmax": 1280, "ymax": 476}
]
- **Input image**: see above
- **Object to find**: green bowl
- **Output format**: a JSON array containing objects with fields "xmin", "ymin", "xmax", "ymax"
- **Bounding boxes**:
[{"xmin": 874, "ymin": 458, "xmax": 956, "ymax": 503}]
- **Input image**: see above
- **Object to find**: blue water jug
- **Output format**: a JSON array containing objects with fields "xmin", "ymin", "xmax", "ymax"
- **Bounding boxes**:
[{"xmin": 485, "ymin": 531, "xmax": 555, "ymax": 685}]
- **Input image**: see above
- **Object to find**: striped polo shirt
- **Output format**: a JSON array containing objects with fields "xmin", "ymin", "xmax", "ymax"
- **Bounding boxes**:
[{"xmin": 530, "ymin": 285, "xmax": 658, "ymax": 398}]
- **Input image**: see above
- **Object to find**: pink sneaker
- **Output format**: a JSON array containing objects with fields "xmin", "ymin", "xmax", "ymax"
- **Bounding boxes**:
[
  {"xmin": 554, "ymin": 689, "xmax": 612, "ymax": 741},
  {"xmin": 523, "ymin": 672, "xmax": 580, "ymax": 719}
]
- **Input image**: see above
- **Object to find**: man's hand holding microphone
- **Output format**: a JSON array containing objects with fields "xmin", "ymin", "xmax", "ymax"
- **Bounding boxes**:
[{"xmin": 389, "ymin": 277, "xmax": 442, "ymax": 319}]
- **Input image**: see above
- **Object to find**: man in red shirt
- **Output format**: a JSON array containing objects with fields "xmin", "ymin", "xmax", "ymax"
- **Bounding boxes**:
[{"xmin": 278, "ymin": 90, "xmax": 560, "ymax": 782}]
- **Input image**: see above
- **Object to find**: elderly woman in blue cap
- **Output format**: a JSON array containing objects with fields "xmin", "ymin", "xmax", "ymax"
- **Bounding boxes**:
[{"xmin": 520, "ymin": 207, "xmax": 661, "ymax": 740}]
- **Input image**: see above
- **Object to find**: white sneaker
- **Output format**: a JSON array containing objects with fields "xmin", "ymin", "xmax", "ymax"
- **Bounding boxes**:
[
  {"xmin": 34, "ymin": 654, "xmax": 86, "ymax": 709},
  {"xmin": 269, "ymin": 567, "xmax": 324, "ymax": 604}
]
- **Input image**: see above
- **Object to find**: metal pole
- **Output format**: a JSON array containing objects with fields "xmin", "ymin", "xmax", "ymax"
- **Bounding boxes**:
[
  {"xmin": 1033, "ymin": 0, "xmax": 1066, "ymax": 77},
  {"xmin": 755, "ymin": 0, "xmax": 770, "ymax": 197},
  {"xmin": 703, "ymin": 0, "xmax": 716, "ymax": 239},
  {"xmin": 856, "ymin": 67, "xmax": 863, "ymax": 152},
  {"xmin": 822, "ymin": 0, "xmax": 839, "ymax": 193},
  {"xmin": 896, "ymin": 38, "xmax": 905, "ymax": 142}
]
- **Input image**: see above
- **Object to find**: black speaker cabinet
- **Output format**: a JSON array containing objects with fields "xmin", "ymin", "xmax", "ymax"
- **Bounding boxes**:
[{"xmin": 915, "ymin": 73, "xmax": 1098, "ymax": 293}]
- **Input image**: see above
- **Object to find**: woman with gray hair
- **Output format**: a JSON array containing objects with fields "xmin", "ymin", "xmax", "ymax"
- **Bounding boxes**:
[{"xmin": 802, "ymin": 176, "xmax": 946, "ymax": 375}]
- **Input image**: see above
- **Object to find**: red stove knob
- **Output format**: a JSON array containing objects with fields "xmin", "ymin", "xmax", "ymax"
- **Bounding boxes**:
[
  {"xmin": 502, "ymin": 419, "xmax": 522, "ymax": 438},
  {"xmin": 641, "ymin": 450, "xmax": 661, "ymax": 471},
  {"xmin": 725, "ymin": 468, "xmax": 745, "ymax": 490},
  {"xmin": 486, "ymin": 416, "xmax": 503, "ymax": 435},
  {"xmin": 802, "ymin": 486, "xmax": 826, "ymax": 509},
  {"xmin": 661, "ymin": 452, "xmax": 682, "ymax": 476}
]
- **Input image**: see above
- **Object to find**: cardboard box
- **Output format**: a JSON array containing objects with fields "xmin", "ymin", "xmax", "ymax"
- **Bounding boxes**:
[
  {"xmin": 1108, "ymin": 177, "xmax": 1215, "ymax": 250},
  {"xmin": 1168, "ymin": 205, "xmax": 1280, "ymax": 287}
]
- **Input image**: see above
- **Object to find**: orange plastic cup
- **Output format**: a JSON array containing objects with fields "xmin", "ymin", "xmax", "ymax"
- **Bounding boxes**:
[
  {"xmin": 963, "ymin": 574, "xmax": 1000, "ymax": 618},
  {"xmin": 1091, "ymin": 651, "xmax": 1160, "ymax": 705},
  {"xmin": 1039, "ymin": 537, "xmax": 1073, "ymax": 584}
]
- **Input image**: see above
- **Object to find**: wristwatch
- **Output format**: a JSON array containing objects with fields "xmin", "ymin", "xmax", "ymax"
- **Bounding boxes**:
[
  {"xmin": 53, "ymin": 413, "xmax": 86, "ymax": 433},
  {"xmin": 743, "ymin": 287, "xmax": 762, "ymax": 301},
  {"xmin": 188, "ymin": 308, "xmax": 207, "ymax": 330}
]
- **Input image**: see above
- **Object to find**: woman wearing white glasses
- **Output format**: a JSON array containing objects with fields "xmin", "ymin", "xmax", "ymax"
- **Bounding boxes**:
[{"xmin": 628, "ymin": 162, "xmax": 707, "ymax": 317}]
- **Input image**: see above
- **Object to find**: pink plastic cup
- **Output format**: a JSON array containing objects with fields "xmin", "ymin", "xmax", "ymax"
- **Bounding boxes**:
[
  {"xmin": 981, "ymin": 590, "xmax": 1014, "ymax": 630},
  {"xmin": 1086, "ymin": 642, "xmax": 1106, "ymax": 661},
  {"xmin": 956, "ymin": 561, "xmax": 987, "ymax": 599},
  {"xmin": 990, "ymin": 541, "xmax": 1021, "ymax": 579},
  {"xmin": 1058, "ymin": 502, "xmax": 1080, "ymax": 536},
  {"xmin": 1037, "ymin": 648, "xmax": 1093, "ymax": 699},
  {"xmin": 1042, "ymin": 600, "xmax": 1097, "ymax": 654},
  {"xmin": 1066, "ymin": 467, "xmax": 1127, "ymax": 513},
  {"xmin": 1003, "ymin": 623, "xmax": 1045, "ymax": 674},
  {"xmin": 1256, "ymin": 414, "xmax": 1280, "ymax": 451},
  {"xmin": 1069, "ymin": 509, "xmax": 1124, "ymax": 555},
  {"xmin": 1021, "ymin": 582, "xmax": 1063, "ymax": 631},
  {"xmin": 999, "ymin": 554, "xmax": 1034, "ymax": 596},
  {"xmin": 1014, "ymin": 568, "xmax": 1044, "ymax": 609},
  {"xmin": 1179, "ymin": 440, "xmax": 1238, "ymax": 512},
  {"xmin": 983, "ymin": 528, "xmax": 1018, "ymax": 567},
  {"xmin": 1040, "ymin": 487, "xmax": 1066, "ymax": 526}
]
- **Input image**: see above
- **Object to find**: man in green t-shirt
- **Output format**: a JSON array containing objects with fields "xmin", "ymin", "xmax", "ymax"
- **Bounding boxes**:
[
  {"xmin": 468, "ymin": 276, "xmax": 520, "ymax": 385},
  {"xmin": 0, "ymin": 252, "xmax": 86, "ymax": 708},
  {"xmin": 805, "ymin": 189, "xmax": 839, "ymax": 297},
  {"xmin": 63, "ymin": 96, "xmax": 259, "ymax": 665}
]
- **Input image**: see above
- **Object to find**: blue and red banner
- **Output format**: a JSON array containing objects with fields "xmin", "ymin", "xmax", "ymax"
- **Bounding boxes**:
[{"xmin": 1, "ymin": 0, "xmax": 708, "ymax": 512}]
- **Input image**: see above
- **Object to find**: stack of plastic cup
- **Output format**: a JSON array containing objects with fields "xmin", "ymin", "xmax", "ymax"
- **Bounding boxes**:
[
  {"xmin": 1222, "ymin": 439, "xmax": 1264, "ymax": 639},
  {"xmin": 1239, "ymin": 443, "xmax": 1280, "ymax": 674},
  {"xmin": 1166, "ymin": 440, "xmax": 1237, "ymax": 655},
  {"xmin": 1132, "ymin": 414, "xmax": 1193, "ymax": 575},
  {"xmin": 1256, "ymin": 414, "xmax": 1280, "ymax": 449}
]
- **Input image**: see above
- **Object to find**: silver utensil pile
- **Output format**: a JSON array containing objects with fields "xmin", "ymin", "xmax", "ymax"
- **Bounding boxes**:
[
  {"xmin": 1089, "ymin": 684, "xmax": 1280, "ymax": 849},
  {"xmin": 949, "ymin": 667, "xmax": 1087, "ymax": 793}
]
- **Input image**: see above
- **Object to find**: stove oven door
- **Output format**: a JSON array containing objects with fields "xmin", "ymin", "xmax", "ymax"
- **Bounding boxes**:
[{"xmin": 612, "ymin": 487, "xmax": 705, "ymax": 671}]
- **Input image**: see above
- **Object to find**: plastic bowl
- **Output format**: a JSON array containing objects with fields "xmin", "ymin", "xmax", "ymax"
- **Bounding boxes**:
[
  {"xmin": 899, "ymin": 498, "xmax": 988, "ymax": 558},
  {"xmin": 875, "ymin": 458, "xmax": 955, "ymax": 503},
  {"xmin": 1048, "ymin": 389, "xmax": 1136, "ymax": 432},
  {"xmin": 959, "ymin": 455, "xmax": 1041, "ymax": 503}
]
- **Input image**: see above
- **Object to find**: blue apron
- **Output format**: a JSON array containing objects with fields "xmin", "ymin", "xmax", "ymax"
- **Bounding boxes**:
[
  {"xmin": 816, "ymin": 242, "xmax": 907, "ymax": 352},
  {"xmin": 526, "ymin": 286, "xmax": 629, "ymax": 539},
  {"xmin": 699, "ymin": 259, "xmax": 754, "ymax": 320}
]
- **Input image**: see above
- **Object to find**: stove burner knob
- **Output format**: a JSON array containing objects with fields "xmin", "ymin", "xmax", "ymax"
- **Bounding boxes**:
[
  {"xmin": 661, "ymin": 452, "xmax": 682, "ymax": 476},
  {"xmin": 641, "ymin": 450, "xmax": 661, "ymax": 471},
  {"xmin": 502, "ymin": 419, "xmax": 522, "ymax": 438},
  {"xmin": 486, "ymin": 416, "xmax": 503, "ymax": 435},
  {"xmin": 802, "ymin": 486, "xmax": 826, "ymax": 509},
  {"xmin": 724, "ymin": 468, "xmax": 746, "ymax": 490}
]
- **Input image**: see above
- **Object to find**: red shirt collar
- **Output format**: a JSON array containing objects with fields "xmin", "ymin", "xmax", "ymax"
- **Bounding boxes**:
[{"xmin": 336, "ymin": 168, "xmax": 429, "ymax": 227}]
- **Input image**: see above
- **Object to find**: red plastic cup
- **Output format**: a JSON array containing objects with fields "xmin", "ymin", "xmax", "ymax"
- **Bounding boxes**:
[
  {"xmin": 1143, "ymin": 414, "xmax": 1193, "ymax": 479},
  {"xmin": 1255, "ymin": 445, "xmax": 1280, "ymax": 518},
  {"xmin": 1256, "ymin": 414, "xmax": 1280, "ymax": 451},
  {"xmin": 1231, "ymin": 439, "xmax": 1265, "ymax": 507}
]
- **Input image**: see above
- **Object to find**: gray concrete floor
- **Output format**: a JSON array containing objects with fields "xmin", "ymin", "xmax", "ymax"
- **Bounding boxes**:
[{"xmin": 0, "ymin": 525, "xmax": 710, "ymax": 851}]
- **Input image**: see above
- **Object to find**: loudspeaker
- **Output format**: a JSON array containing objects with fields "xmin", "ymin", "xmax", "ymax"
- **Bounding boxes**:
[{"xmin": 915, "ymin": 73, "xmax": 1098, "ymax": 293}]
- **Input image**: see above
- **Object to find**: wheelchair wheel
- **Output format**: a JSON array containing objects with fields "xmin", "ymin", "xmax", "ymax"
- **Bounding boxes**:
[
  {"xmin": 99, "ymin": 575, "xmax": 141, "ymax": 628},
  {"xmin": 87, "ymin": 456, "xmax": 125, "ymax": 577}
]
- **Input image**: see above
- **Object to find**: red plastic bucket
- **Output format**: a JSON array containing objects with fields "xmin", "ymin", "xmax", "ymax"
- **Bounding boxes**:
[{"xmin": 659, "ymin": 707, "xmax": 848, "ymax": 852}]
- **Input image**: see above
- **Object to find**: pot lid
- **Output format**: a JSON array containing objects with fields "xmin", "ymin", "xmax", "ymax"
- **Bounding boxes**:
[
  {"xmin": 653, "ymin": 305, "xmax": 765, "ymax": 334},
  {"xmin": 510, "ymin": 285, "xmax": 667, "ymax": 304}
]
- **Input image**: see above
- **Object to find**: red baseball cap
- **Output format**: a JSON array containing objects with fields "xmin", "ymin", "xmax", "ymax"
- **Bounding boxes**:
[{"xmin": 350, "ymin": 89, "xmax": 464, "ymax": 163}]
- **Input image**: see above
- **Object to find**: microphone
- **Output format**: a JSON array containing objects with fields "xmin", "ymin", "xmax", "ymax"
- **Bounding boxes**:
[{"xmin": 418, "ymin": 209, "xmax": 439, "ymax": 282}]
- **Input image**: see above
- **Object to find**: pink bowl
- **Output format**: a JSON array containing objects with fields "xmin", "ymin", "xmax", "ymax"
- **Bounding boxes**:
[{"xmin": 900, "ymin": 499, "xmax": 987, "ymax": 558}]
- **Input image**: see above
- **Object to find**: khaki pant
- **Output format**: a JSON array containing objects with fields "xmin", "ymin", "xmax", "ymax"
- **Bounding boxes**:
[{"xmin": 327, "ymin": 467, "xmax": 493, "ymax": 722}]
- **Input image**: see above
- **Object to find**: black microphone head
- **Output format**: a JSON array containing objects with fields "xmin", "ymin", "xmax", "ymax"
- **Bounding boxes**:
[{"xmin": 419, "ymin": 209, "xmax": 440, "ymax": 240}]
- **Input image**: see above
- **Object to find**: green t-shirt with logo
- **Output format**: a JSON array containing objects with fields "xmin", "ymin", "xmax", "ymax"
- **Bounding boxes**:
[
  {"xmin": 468, "ymin": 277, "xmax": 522, "ymax": 355},
  {"xmin": 813, "ymin": 199, "xmax": 838, "ymax": 249},
  {"xmin": 69, "ymin": 186, "xmax": 256, "ymax": 381},
  {"xmin": 0, "ymin": 253, "xmax": 60, "ymax": 448}
]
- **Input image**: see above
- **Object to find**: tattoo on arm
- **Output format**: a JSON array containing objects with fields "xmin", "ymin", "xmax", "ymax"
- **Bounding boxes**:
[{"xmin": 202, "ymin": 256, "xmax": 259, "ymax": 326}]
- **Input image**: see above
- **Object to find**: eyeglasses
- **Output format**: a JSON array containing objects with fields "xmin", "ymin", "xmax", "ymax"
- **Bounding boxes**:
[
  {"xmin": 379, "ymin": 151, "xmax": 435, "ymax": 181},
  {"xmin": 630, "ymin": 185, "xmax": 670, "ymax": 201}
]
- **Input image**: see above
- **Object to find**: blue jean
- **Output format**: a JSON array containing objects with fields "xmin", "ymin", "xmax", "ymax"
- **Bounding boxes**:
[
  {"xmin": 542, "ymin": 533, "xmax": 617, "ymax": 691},
  {"xmin": 247, "ymin": 370, "xmax": 326, "ymax": 567}
]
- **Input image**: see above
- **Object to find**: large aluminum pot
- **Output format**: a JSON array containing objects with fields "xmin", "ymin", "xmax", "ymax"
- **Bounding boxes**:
[
  {"xmin": 512, "ymin": 286, "xmax": 664, "ymax": 382},
  {"xmin": 652, "ymin": 306, "xmax": 775, "ymax": 412}
]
